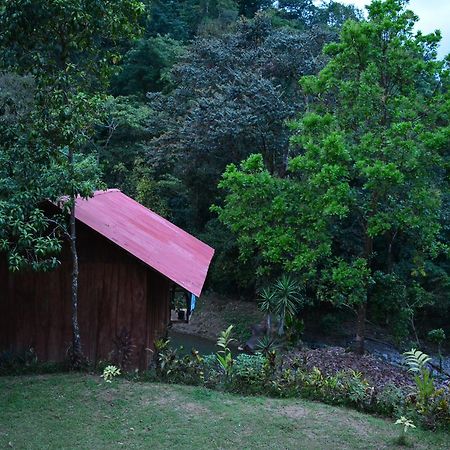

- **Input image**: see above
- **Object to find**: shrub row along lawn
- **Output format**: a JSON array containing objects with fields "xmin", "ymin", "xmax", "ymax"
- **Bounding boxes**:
[{"xmin": 0, "ymin": 374, "xmax": 449, "ymax": 449}]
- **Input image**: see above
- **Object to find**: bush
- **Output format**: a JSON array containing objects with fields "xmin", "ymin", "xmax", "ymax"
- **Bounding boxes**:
[
  {"xmin": 148, "ymin": 341, "xmax": 205, "ymax": 386},
  {"xmin": 0, "ymin": 349, "xmax": 68, "ymax": 376},
  {"xmin": 373, "ymin": 384, "xmax": 406, "ymax": 417},
  {"xmin": 230, "ymin": 354, "xmax": 269, "ymax": 394},
  {"xmin": 296, "ymin": 368, "xmax": 370, "ymax": 408},
  {"xmin": 406, "ymin": 386, "xmax": 450, "ymax": 430}
]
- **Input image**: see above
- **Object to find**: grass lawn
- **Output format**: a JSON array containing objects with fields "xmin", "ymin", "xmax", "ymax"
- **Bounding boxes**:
[{"xmin": 0, "ymin": 374, "xmax": 448, "ymax": 449}]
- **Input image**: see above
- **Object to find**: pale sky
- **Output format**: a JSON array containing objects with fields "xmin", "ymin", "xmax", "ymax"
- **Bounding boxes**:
[{"xmin": 329, "ymin": 0, "xmax": 450, "ymax": 58}]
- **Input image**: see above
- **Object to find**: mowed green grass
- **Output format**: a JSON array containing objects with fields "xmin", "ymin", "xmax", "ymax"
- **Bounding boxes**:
[{"xmin": 0, "ymin": 374, "xmax": 448, "ymax": 449}]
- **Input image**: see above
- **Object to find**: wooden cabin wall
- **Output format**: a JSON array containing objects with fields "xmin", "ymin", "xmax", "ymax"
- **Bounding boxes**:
[
  {"xmin": 0, "ymin": 222, "xmax": 171, "ymax": 369},
  {"xmin": 145, "ymin": 271, "xmax": 171, "ymax": 367}
]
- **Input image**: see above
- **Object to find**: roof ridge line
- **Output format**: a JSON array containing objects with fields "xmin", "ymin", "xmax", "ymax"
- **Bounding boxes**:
[{"xmin": 93, "ymin": 189, "xmax": 121, "ymax": 197}]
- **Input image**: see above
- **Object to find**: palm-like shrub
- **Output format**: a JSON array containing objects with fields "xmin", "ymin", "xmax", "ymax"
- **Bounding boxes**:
[
  {"xmin": 273, "ymin": 275, "xmax": 303, "ymax": 336},
  {"xmin": 258, "ymin": 275, "xmax": 305, "ymax": 336},
  {"xmin": 258, "ymin": 287, "xmax": 277, "ymax": 335}
]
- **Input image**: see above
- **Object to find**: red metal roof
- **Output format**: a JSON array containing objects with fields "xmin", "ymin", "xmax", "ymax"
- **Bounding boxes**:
[{"xmin": 75, "ymin": 189, "xmax": 214, "ymax": 297}]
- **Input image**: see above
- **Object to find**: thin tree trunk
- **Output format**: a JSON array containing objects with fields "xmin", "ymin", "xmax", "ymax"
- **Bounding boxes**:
[
  {"xmin": 58, "ymin": 36, "xmax": 83, "ymax": 367},
  {"xmin": 278, "ymin": 314, "xmax": 285, "ymax": 336},
  {"xmin": 354, "ymin": 230, "xmax": 374, "ymax": 355},
  {"xmin": 70, "ymin": 196, "xmax": 82, "ymax": 365},
  {"xmin": 354, "ymin": 302, "xmax": 366, "ymax": 355},
  {"xmin": 410, "ymin": 312, "xmax": 420, "ymax": 347},
  {"xmin": 68, "ymin": 141, "xmax": 82, "ymax": 366},
  {"xmin": 266, "ymin": 314, "xmax": 272, "ymax": 336}
]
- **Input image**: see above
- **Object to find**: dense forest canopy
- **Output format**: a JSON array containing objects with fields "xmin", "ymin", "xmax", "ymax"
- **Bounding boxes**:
[{"xmin": 0, "ymin": 0, "xmax": 449, "ymax": 352}]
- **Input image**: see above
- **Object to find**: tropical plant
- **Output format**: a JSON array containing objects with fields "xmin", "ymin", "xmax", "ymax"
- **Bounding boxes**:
[
  {"xmin": 216, "ymin": 325, "xmax": 235, "ymax": 378},
  {"xmin": 233, "ymin": 353, "xmax": 268, "ymax": 388},
  {"xmin": 101, "ymin": 365, "xmax": 121, "ymax": 383},
  {"xmin": 258, "ymin": 275, "xmax": 306, "ymax": 337},
  {"xmin": 255, "ymin": 335, "xmax": 279, "ymax": 355},
  {"xmin": 403, "ymin": 349, "xmax": 434, "ymax": 404},
  {"xmin": 255, "ymin": 335, "xmax": 278, "ymax": 369},
  {"xmin": 404, "ymin": 349, "xmax": 432, "ymax": 374},
  {"xmin": 394, "ymin": 416, "xmax": 416, "ymax": 446},
  {"xmin": 273, "ymin": 275, "xmax": 304, "ymax": 336},
  {"xmin": 258, "ymin": 287, "xmax": 277, "ymax": 335}
]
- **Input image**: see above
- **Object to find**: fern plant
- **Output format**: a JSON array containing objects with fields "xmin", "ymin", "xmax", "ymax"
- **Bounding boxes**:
[{"xmin": 403, "ymin": 349, "xmax": 434, "ymax": 404}]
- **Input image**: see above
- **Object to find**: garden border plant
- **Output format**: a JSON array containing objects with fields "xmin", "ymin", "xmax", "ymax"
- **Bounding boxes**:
[{"xmin": 144, "ymin": 326, "xmax": 450, "ymax": 431}]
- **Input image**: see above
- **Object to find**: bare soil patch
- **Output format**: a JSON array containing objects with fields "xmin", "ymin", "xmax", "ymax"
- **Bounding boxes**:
[
  {"xmin": 171, "ymin": 292, "xmax": 262, "ymax": 342},
  {"xmin": 286, "ymin": 346, "xmax": 412, "ymax": 389}
]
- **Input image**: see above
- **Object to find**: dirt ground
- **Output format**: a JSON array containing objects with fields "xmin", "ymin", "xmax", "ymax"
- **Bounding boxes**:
[{"xmin": 171, "ymin": 291, "xmax": 263, "ymax": 342}]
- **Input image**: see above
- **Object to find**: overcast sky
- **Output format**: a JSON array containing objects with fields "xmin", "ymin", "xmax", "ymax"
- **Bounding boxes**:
[{"xmin": 324, "ymin": 0, "xmax": 450, "ymax": 58}]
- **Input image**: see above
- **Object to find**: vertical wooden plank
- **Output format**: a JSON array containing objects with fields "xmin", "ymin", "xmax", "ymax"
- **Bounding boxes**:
[{"xmin": 0, "ymin": 222, "xmax": 173, "ymax": 370}]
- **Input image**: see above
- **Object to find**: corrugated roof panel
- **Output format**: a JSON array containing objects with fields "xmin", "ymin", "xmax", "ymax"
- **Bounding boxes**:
[{"xmin": 75, "ymin": 189, "xmax": 214, "ymax": 297}]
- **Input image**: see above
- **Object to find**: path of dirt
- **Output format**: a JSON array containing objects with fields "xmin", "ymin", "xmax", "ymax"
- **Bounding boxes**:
[{"xmin": 171, "ymin": 292, "xmax": 263, "ymax": 341}]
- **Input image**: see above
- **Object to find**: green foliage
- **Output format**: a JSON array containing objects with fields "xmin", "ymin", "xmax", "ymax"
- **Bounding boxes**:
[
  {"xmin": 374, "ymin": 384, "xmax": 406, "ymax": 417},
  {"xmin": 147, "ymin": 0, "xmax": 238, "ymax": 40},
  {"xmin": 258, "ymin": 275, "xmax": 307, "ymax": 337},
  {"xmin": 216, "ymin": 0, "xmax": 449, "ymax": 346},
  {"xmin": 151, "ymin": 14, "xmax": 334, "ymax": 232},
  {"xmin": 403, "ymin": 349, "xmax": 432, "ymax": 375},
  {"xmin": 259, "ymin": 286, "xmax": 277, "ymax": 334},
  {"xmin": 285, "ymin": 316, "xmax": 305, "ymax": 346},
  {"xmin": 200, "ymin": 219, "xmax": 256, "ymax": 294},
  {"xmin": 214, "ymin": 155, "xmax": 293, "ymax": 277},
  {"xmin": 259, "ymin": 287, "xmax": 277, "ymax": 316},
  {"xmin": 101, "ymin": 365, "xmax": 121, "ymax": 383},
  {"xmin": 106, "ymin": 2, "xmax": 362, "ymax": 294},
  {"xmin": 395, "ymin": 416, "xmax": 416, "ymax": 446},
  {"xmin": 216, "ymin": 325, "xmax": 235, "ymax": 377},
  {"xmin": 273, "ymin": 275, "xmax": 304, "ymax": 335},
  {"xmin": 149, "ymin": 339, "xmax": 206, "ymax": 385},
  {"xmin": 416, "ymin": 387, "xmax": 450, "ymax": 429},
  {"xmin": 255, "ymin": 335, "xmax": 279, "ymax": 356},
  {"xmin": 403, "ymin": 349, "xmax": 435, "ymax": 405},
  {"xmin": 222, "ymin": 311, "xmax": 257, "ymax": 342},
  {"xmin": 0, "ymin": 0, "xmax": 144, "ymax": 271},
  {"xmin": 111, "ymin": 35, "xmax": 185, "ymax": 97},
  {"xmin": 428, "ymin": 329, "xmax": 446, "ymax": 345},
  {"xmin": 273, "ymin": 0, "xmax": 360, "ymax": 30},
  {"xmin": 319, "ymin": 313, "xmax": 342, "ymax": 334},
  {"xmin": 428, "ymin": 328, "xmax": 446, "ymax": 372},
  {"xmin": 231, "ymin": 353, "xmax": 269, "ymax": 392},
  {"xmin": 1, "ymin": 0, "xmax": 144, "ymax": 81},
  {"xmin": 144, "ymin": 338, "xmax": 450, "ymax": 429},
  {"xmin": 0, "ymin": 349, "xmax": 68, "ymax": 376}
]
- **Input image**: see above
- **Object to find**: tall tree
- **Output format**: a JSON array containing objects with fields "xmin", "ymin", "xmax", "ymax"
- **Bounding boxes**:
[
  {"xmin": 147, "ymin": 0, "xmax": 238, "ymax": 39},
  {"xmin": 145, "ymin": 14, "xmax": 335, "ymax": 231},
  {"xmin": 0, "ymin": 0, "xmax": 144, "ymax": 365},
  {"xmin": 237, "ymin": 0, "xmax": 271, "ymax": 17},
  {"xmin": 215, "ymin": 0, "xmax": 449, "ymax": 352}
]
